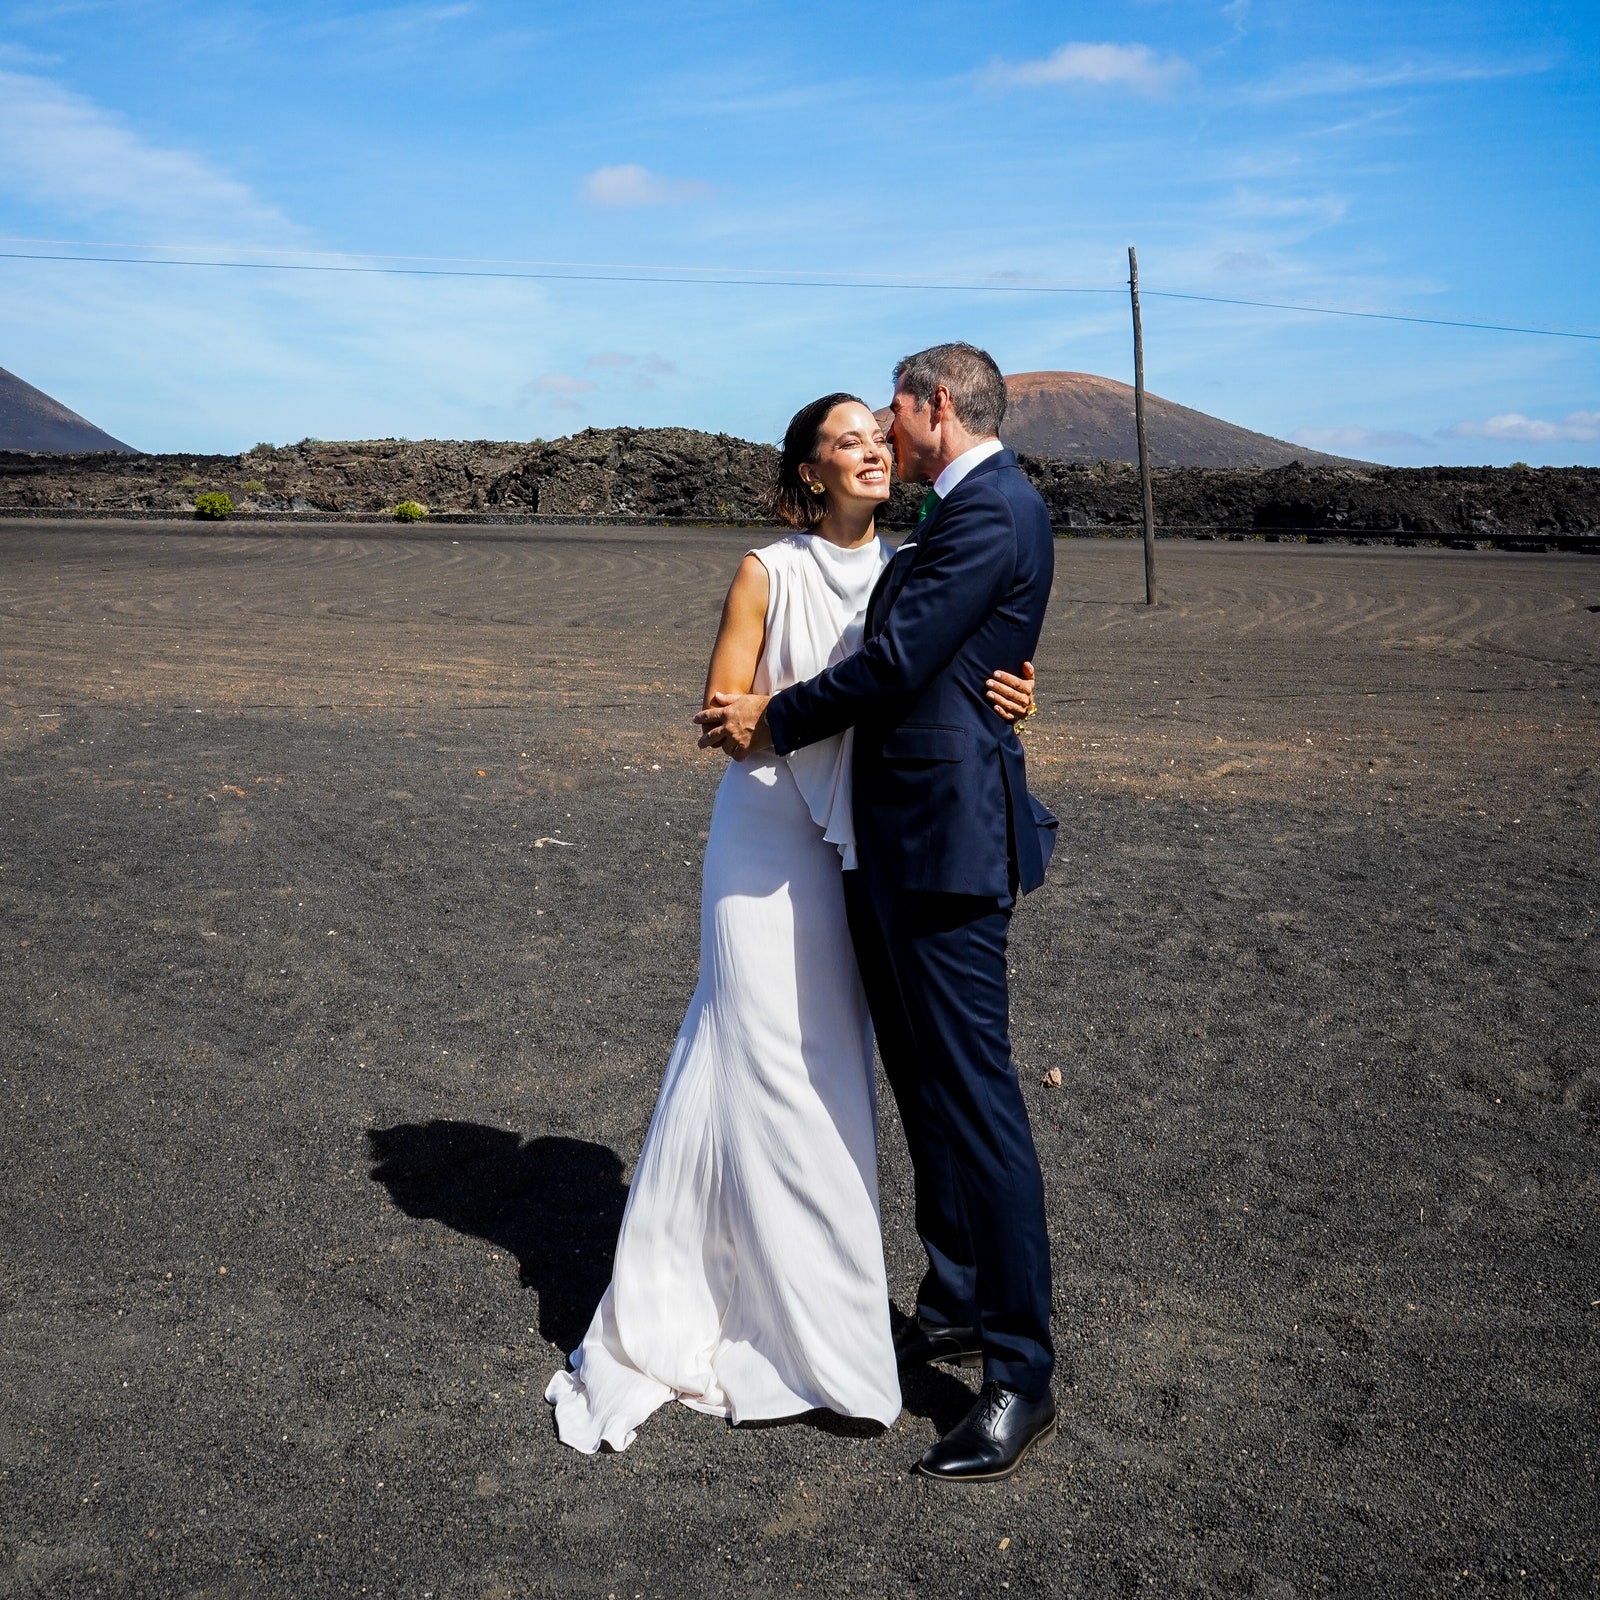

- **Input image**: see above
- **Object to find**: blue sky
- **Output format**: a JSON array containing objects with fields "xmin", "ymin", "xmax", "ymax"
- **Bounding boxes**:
[{"xmin": 0, "ymin": 0, "xmax": 1595, "ymax": 463}]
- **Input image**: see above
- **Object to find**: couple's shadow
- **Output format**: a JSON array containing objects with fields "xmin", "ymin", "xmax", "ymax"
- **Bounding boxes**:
[
  {"xmin": 367, "ymin": 1120, "xmax": 625, "ymax": 1353},
  {"xmin": 366, "ymin": 1117, "xmax": 978, "ymax": 1434}
]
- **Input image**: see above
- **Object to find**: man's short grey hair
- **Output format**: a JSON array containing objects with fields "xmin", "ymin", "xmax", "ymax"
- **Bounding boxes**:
[{"xmin": 892, "ymin": 342, "xmax": 1007, "ymax": 437}]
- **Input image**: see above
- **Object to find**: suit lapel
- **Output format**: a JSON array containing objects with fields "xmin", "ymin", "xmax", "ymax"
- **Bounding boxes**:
[
  {"xmin": 869, "ymin": 536, "xmax": 920, "ymax": 632},
  {"xmin": 868, "ymin": 450, "xmax": 1016, "ymax": 635}
]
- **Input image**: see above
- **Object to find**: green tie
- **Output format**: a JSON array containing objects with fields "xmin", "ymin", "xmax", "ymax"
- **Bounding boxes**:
[{"xmin": 917, "ymin": 488, "xmax": 941, "ymax": 525}]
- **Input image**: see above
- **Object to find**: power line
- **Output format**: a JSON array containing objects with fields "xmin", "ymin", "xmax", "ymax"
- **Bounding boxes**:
[
  {"xmin": 2, "ymin": 247, "xmax": 1597, "ymax": 341},
  {"xmin": 1141, "ymin": 288, "xmax": 1600, "ymax": 341},
  {"xmin": 0, "ymin": 249, "xmax": 1120, "ymax": 297},
  {"xmin": 0, "ymin": 235, "xmax": 1107, "ymax": 286}
]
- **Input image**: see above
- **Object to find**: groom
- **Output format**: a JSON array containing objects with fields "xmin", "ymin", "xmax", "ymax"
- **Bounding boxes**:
[{"xmin": 696, "ymin": 342, "xmax": 1059, "ymax": 1481}]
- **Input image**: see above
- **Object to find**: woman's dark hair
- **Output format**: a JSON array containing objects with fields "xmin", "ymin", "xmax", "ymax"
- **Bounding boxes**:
[{"xmin": 771, "ymin": 392, "xmax": 869, "ymax": 529}]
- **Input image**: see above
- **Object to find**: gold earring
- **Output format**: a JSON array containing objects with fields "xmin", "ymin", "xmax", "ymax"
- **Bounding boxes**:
[{"xmin": 808, "ymin": 481, "xmax": 825, "ymax": 495}]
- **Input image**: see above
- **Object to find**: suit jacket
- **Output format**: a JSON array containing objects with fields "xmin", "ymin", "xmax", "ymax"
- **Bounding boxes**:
[{"xmin": 765, "ymin": 446, "xmax": 1058, "ymax": 898}]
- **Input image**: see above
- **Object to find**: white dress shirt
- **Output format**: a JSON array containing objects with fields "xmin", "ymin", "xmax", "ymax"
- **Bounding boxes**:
[{"xmin": 931, "ymin": 436, "xmax": 1004, "ymax": 500}]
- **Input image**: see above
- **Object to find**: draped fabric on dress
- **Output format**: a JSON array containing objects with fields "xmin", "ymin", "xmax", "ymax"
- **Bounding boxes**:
[
  {"xmin": 546, "ymin": 532, "xmax": 898, "ymax": 1452},
  {"xmin": 756, "ymin": 533, "xmax": 879, "ymax": 871}
]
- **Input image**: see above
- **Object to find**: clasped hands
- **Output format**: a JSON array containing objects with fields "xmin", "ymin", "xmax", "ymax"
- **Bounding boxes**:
[
  {"xmin": 694, "ymin": 692, "xmax": 772, "ymax": 759},
  {"xmin": 694, "ymin": 664, "xmax": 1037, "ymax": 761}
]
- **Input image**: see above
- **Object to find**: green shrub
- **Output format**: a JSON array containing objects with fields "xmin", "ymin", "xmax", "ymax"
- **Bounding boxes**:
[
  {"xmin": 241, "ymin": 479, "xmax": 266, "ymax": 494},
  {"xmin": 1511, "ymin": 461, "xmax": 1531, "ymax": 472},
  {"xmin": 247, "ymin": 442, "xmax": 275, "ymax": 457},
  {"xmin": 177, "ymin": 475, "xmax": 199, "ymax": 488},
  {"xmin": 194, "ymin": 492, "xmax": 234, "ymax": 521},
  {"xmin": 394, "ymin": 500, "xmax": 427, "ymax": 523}
]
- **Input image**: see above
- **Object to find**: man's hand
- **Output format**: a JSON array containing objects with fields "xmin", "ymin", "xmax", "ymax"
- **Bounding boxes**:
[
  {"xmin": 986, "ymin": 660, "xmax": 1036, "ymax": 724},
  {"xmin": 694, "ymin": 692, "xmax": 773, "ymax": 760}
]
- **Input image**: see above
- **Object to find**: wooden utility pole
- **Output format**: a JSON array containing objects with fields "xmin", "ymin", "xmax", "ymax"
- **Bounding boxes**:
[{"xmin": 1128, "ymin": 245, "xmax": 1157, "ymax": 605}]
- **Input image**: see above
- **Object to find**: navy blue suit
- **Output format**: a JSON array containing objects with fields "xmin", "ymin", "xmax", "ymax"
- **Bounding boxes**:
[{"xmin": 765, "ymin": 447, "xmax": 1058, "ymax": 1397}]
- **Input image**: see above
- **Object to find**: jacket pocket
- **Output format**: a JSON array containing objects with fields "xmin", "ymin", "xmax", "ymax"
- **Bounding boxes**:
[{"xmin": 880, "ymin": 723, "xmax": 968, "ymax": 763}]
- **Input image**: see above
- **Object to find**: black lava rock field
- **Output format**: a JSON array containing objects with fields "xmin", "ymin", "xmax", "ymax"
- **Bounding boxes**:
[{"xmin": 3, "ymin": 432, "xmax": 1598, "ymax": 542}]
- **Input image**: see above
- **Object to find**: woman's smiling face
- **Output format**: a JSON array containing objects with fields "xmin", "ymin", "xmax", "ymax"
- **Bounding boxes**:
[{"xmin": 799, "ymin": 401, "xmax": 892, "ymax": 508}]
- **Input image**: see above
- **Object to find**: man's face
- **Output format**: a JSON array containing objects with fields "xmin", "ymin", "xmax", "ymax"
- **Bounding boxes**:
[{"xmin": 887, "ymin": 383, "xmax": 941, "ymax": 484}]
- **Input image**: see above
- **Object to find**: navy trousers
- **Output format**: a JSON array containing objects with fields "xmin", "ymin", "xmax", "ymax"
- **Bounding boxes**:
[{"xmin": 843, "ymin": 870, "xmax": 1054, "ymax": 1398}]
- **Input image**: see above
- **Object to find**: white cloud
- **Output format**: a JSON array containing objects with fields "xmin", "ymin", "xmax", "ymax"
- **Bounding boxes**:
[
  {"xmin": 0, "ymin": 68, "xmax": 296, "ymax": 239},
  {"xmin": 0, "ymin": 40, "xmax": 60, "ymax": 68},
  {"xmin": 1222, "ymin": 188, "xmax": 1348, "ymax": 225},
  {"xmin": 1253, "ymin": 57, "xmax": 1547, "ymax": 102},
  {"xmin": 586, "ymin": 351, "xmax": 676, "ymax": 373},
  {"xmin": 522, "ymin": 373, "xmax": 595, "ymax": 396},
  {"xmin": 585, "ymin": 350, "xmax": 678, "ymax": 389},
  {"xmin": 300, "ymin": 4, "xmax": 508, "ymax": 63},
  {"xmin": 312, "ymin": 2, "xmax": 478, "ymax": 33},
  {"xmin": 517, "ymin": 373, "xmax": 596, "ymax": 411},
  {"xmin": 1290, "ymin": 426, "xmax": 1426, "ymax": 451},
  {"xmin": 1214, "ymin": 250, "xmax": 1277, "ymax": 276},
  {"xmin": 1442, "ymin": 411, "xmax": 1600, "ymax": 444},
  {"xmin": 986, "ymin": 42, "xmax": 1191, "ymax": 98},
  {"xmin": 581, "ymin": 164, "xmax": 712, "ymax": 207},
  {"xmin": 375, "ymin": 2, "xmax": 476, "ymax": 25}
]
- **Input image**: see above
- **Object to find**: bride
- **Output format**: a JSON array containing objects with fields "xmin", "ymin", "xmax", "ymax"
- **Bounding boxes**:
[{"xmin": 546, "ymin": 394, "xmax": 1035, "ymax": 1451}]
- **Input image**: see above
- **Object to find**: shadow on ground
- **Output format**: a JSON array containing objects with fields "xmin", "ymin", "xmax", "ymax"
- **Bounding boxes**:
[
  {"xmin": 367, "ymin": 1120, "xmax": 627, "ymax": 1351},
  {"xmin": 887, "ymin": 1306, "xmax": 993, "ymax": 1435}
]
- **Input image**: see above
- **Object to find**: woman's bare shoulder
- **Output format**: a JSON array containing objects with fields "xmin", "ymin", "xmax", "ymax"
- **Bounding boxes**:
[
  {"xmin": 723, "ymin": 550, "xmax": 770, "ymax": 613},
  {"xmin": 746, "ymin": 532, "xmax": 806, "ymax": 569}
]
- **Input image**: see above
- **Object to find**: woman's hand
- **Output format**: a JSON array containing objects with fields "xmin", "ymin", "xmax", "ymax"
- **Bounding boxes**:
[{"xmin": 986, "ymin": 660, "xmax": 1036, "ymax": 724}]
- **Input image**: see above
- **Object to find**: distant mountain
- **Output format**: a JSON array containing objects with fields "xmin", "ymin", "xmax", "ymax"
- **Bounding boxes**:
[
  {"xmin": 0, "ymin": 365, "xmax": 134, "ymax": 453},
  {"xmin": 999, "ymin": 371, "xmax": 1361, "ymax": 469}
]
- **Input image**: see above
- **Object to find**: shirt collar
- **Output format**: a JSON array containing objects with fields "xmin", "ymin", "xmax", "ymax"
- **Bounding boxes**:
[{"xmin": 931, "ymin": 437, "xmax": 1004, "ymax": 501}]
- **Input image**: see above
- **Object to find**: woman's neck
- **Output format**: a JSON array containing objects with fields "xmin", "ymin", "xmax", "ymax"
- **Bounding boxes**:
[{"xmin": 815, "ymin": 503, "xmax": 878, "ymax": 550}]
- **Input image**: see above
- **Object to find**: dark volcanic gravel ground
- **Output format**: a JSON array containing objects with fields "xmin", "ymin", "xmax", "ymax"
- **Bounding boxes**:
[{"xmin": 1, "ymin": 521, "xmax": 1597, "ymax": 1599}]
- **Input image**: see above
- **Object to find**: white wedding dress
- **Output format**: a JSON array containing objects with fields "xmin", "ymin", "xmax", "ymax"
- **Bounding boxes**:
[{"xmin": 546, "ymin": 531, "xmax": 900, "ymax": 1452}]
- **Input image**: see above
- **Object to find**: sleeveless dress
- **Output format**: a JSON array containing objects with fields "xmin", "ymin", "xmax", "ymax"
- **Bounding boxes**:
[{"xmin": 545, "ymin": 531, "xmax": 898, "ymax": 1451}]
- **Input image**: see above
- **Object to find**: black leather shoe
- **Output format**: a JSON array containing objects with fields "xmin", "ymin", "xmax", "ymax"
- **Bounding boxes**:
[
  {"xmin": 894, "ymin": 1317, "xmax": 982, "ymax": 1376},
  {"xmin": 916, "ymin": 1382, "xmax": 1057, "ymax": 1481}
]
